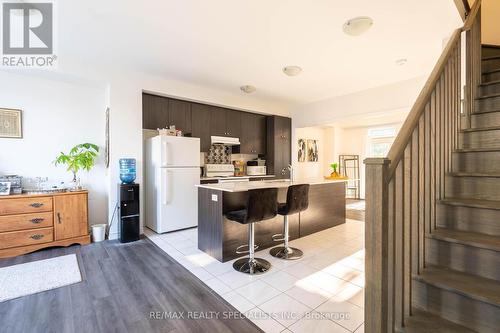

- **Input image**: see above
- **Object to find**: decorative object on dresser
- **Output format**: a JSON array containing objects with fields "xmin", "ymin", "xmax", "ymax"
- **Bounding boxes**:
[
  {"xmin": 0, "ymin": 175, "xmax": 22, "ymax": 194},
  {"xmin": 0, "ymin": 191, "xmax": 90, "ymax": 259},
  {"xmin": 54, "ymin": 143, "xmax": 100, "ymax": 190},
  {"xmin": 0, "ymin": 108, "xmax": 22, "ymax": 138},
  {"xmin": 0, "ymin": 182, "xmax": 11, "ymax": 196}
]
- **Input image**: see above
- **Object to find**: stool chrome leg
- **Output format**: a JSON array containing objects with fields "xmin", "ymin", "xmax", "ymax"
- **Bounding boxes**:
[
  {"xmin": 270, "ymin": 215, "xmax": 303, "ymax": 260},
  {"xmin": 234, "ymin": 223, "xmax": 271, "ymax": 274}
]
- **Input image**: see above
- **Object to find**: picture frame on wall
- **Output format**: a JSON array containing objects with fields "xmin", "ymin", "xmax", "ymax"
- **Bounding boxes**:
[
  {"xmin": 297, "ymin": 138, "xmax": 306, "ymax": 162},
  {"xmin": 307, "ymin": 139, "xmax": 319, "ymax": 162},
  {"xmin": 0, "ymin": 108, "xmax": 22, "ymax": 139}
]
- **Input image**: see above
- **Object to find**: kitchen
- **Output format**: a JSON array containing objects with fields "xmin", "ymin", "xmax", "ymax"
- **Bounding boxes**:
[{"xmin": 143, "ymin": 92, "xmax": 350, "ymax": 263}]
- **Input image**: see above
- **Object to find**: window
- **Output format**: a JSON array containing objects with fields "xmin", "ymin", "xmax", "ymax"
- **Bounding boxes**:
[{"xmin": 367, "ymin": 127, "xmax": 396, "ymax": 157}]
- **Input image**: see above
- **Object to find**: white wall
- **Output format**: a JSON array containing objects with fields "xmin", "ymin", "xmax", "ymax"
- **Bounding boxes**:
[
  {"xmin": 294, "ymin": 127, "xmax": 335, "ymax": 180},
  {"xmin": 0, "ymin": 71, "xmax": 108, "ymax": 226}
]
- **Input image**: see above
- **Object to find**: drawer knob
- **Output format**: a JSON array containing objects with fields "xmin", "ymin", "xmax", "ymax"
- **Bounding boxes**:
[
  {"xmin": 30, "ymin": 234, "xmax": 44, "ymax": 240},
  {"xmin": 30, "ymin": 218, "xmax": 45, "ymax": 224},
  {"xmin": 29, "ymin": 203, "xmax": 44, "ymax": 208}
]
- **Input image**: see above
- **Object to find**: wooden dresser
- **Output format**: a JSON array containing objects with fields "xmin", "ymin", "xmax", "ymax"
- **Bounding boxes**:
[{"xmin": 0, "ymin": 190, "xmax": 90, "ymax": 259}]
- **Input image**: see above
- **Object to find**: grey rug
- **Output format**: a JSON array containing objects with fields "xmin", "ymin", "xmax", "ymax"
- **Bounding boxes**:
[{"xmin": 0, "ymin": 254, "xmax": 82, "ymax": 302}]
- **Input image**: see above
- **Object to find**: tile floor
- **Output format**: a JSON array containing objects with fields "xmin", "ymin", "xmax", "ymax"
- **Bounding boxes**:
[{"xmin": 144, "ymin": 219, "xmax": 365, "ymax": 333}]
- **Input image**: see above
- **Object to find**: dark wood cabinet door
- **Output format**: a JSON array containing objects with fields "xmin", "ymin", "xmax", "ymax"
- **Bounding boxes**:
[
  {"xmin": 168, "ymin": 99, "xmax": 192, "ymax": 133},
  {"xmin": 191, "ymin": 104, "xmax": 212, "ymax": 152},
  {"xmin": 254, "ymin": 115, "xmax": 267, "ymax": 155},
  {"xmin": 240, "ymin": 113, "xmax": 256, "ymax": 154},
  {"xmin": 142, "ymin": 94, "xmax": 168, "ymax": 130},
  {"xmin": 210, "ymin": 107, "xmax": 227, "ymax": 136},
  {"xmin": 225, "ymin": 110, "xmax": 241, "ymax": 138}
]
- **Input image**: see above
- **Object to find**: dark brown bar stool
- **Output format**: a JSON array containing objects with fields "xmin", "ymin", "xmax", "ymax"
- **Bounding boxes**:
[
  {"xmin": 270, "ymin": 184, "xmax": 309, "ymax": 260},
  {"xmin": 226, "ymin": 188, "xmax": 278, "ymax": 275}
]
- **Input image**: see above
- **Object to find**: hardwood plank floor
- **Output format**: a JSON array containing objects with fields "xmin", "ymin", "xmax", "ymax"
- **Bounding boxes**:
[{"xmin": 0, "ymin": 238, "xmax": 262, "ymax": 333}]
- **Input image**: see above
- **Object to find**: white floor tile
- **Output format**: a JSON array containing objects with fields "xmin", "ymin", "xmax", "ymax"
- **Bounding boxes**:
[
  {"xmin": 261, "ymin": 270, "xmax": 299, "ymax": 292},
  {"xmin": 259, "ymin": 293, "xmax": 311, "ymax": 327},
  {"xmin": 282, "ymin": 262, "xmax": 318, "ymax": 279},
  {"xmin": 218, "ymin": 270, "xmax": 261, "ymax": 289},
  {"xmin": 245, "ymin": 307, "xmax": 286, "ymax": 333},
  {"xmin": 236, "ymin": 280, "xmax": 281, "ymax": 306},
  {"xmin": 289, "ymin": 312, "xmax": 351, "ymax": 333},
  {"xmin": 334, "ymin": 284, "xmax": 364, "ymax": 309},
  {"xmin": 354, "ymin": 324, "xmax": 364, "ymax": 333},
  {"xmin": 316, "ymin": 296, "xmax": 364, "ymax": 332},
  {"xmin": 222, "ymin": 290, "xmax": 255, "ymax": 313},
  {"xmin": 188, "ymin": 267, "xmax": 214, "ymax": 281},
  {"xmin": 204, "ymin": 278, "xmax": 232, "ymax": 295},
  {"xmin": 203, "ymin": 260, "xmax": 234, "ymax": 277},
  {"xmin": 322, "ymin": 262, "xmax": 363, "ymax": 284},
  {"xmin": 285, "ymin": 285, "xmax": 331, "ymax": 309},
  {"xmin": 297, "ymin": 271, "xmax": 350, "ymax": 296}
]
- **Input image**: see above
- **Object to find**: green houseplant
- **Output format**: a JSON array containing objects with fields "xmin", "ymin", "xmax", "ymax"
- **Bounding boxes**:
[{"xmin": 54, "ymin": 143, "xmax": 99, "ymax": 188}]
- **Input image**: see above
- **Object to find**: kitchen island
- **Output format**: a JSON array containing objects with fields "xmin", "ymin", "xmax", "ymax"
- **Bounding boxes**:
[{"xmin": 196, "ymin": 179, "xmax": 347, "ymax": 262}]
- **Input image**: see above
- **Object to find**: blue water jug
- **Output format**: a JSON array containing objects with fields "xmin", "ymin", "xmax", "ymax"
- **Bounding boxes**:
[{"xmin": 119, "ymin": 158, "xmax": 136, "ymax": 184}]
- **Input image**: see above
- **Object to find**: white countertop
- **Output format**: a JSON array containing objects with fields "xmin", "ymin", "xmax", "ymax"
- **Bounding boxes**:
[
  {"xmin": 196, "ymin": 178, "xmax": 350, "ymax": 192},
  {"xmin": 200, "ymin": 175, "xmax": 275, "ymax": 181}
]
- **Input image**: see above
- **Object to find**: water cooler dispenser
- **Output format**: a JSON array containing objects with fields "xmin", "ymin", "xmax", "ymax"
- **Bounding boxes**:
[{"xmin": 118, "ymin": 183, "xmax": 140, "ymax": 243}]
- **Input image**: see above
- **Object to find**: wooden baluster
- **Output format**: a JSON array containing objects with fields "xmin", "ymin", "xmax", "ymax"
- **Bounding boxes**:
[
  {"xmin": 411, "ymin": 127, "xmax": 420, "ymax": 276},
  {"xmin": 430, "ymin": 90, "xmax": 436, "ymax": 231},
  {"xmin": 418, "ymin": 117, "xmax": 425, "ymax": 271},
  {"xmin": 395, "ymin": 161, "xmax": 404, "ymax": 330},
  {"xmin": 424, "ymin": 104, "xmax": 431, "ymax": 234},
  {"xmin": 403, "ymin": 143, "xmax": 412, "ymax": 318}
]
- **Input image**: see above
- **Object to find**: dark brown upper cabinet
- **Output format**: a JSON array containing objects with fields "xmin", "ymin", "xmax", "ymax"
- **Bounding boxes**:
[
  {"xmin": 240, "ymin": 113, "xmax": 266, "ymax": 155},
  {"xmin": 210, "ymin": 107, "xmax": 241, "ymax": 138},
  {"xmin": 225, "ymin": 110, "xmax": 241, "ymax": 138},
  {"xmin": 191, "ymin": 103, "xmax": 212, "ymax": 152},
  {"xmin": 142, "ymin": 94, "xmax": 168, "ymax": 130},
  {"xmin": 267, "ymin": 116, "xmax": 292, "ymax": 179},
  {"xmin": 168, "ymin": 99, "xmax": 192, "ymax": 133}
]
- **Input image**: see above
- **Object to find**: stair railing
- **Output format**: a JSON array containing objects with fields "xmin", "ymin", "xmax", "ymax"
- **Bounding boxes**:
[{"xmin": 364, "ymin": 1, "xmax": 482, "ymax": 332}]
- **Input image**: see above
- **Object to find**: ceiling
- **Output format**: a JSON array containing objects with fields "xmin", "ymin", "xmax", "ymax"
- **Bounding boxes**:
[{"xmin": 54, "ymin": 0, "xmax": 461, "ymax": 108}]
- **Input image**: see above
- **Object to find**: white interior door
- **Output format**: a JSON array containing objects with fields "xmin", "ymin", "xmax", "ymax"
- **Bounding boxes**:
[{"xmin": 159, "ymin": 167, "xmax": 199, "ymax": 232}]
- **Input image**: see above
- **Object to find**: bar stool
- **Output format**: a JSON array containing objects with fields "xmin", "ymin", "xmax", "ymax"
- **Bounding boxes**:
[
  {"xmin": 226, "ymin": 188, "xmax": 278, "ymax": 275},
  {"xmin": 270, "ymin": 184, "xmax": 310, "ymax": 260}
]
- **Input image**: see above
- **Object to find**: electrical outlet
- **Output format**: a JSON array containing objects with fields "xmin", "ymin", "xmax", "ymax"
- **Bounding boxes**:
[{"xmin": 211, "ymin": 194, "xmax": 218, "ymax": 202}]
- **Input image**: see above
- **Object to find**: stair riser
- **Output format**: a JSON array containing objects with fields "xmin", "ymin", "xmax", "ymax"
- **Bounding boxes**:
[
  {"xmin": 476, "ymin": 95, "xmax": 500, "ymax": 112},
  {"xmin": 483, "ymin": 70, "xmax": 500, "ymax": 83},
  {"xmin": 482, "ymin": 58, "xmax": 500, "ymax": 73},
  {"xmin": 471, "ymin": 111, "xmax": 500, "ymax": 127},
  {"xmin": 413, "ymin": 280, "xmax": 500, "ymax": 333},
  {"xmin": 459, "ymin": 129, "xmax": 500, "ymax": 149},
  {"xmin": 426, "ymin": 238, "xmax": 500, "ymax": 280},
  {"xmin": 446, "ymin": 175, "xmax": 500, "ymax": 201},
  {"xmin": 453, "ymin": 150, "xmax": 500, "ymax": 173},
  {"xmin": 480, "ymin": 81, "xmax": 500, "ymax": 96},
  {"xmin": 483, "ymin": 47, "xmax": 500, "ymax": 58},
  {"xmin": 437, "ymin": 204, "xmax": 500, "ymax": 236}
]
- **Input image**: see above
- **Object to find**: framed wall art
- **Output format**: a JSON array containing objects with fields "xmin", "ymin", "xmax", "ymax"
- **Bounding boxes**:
[
  {"xmin": 307, "ymin": 139, "xmax": 319, "ymax": 162},
  {"xmin": 297, "ymin": 138, "xmax": 306, "ymax": 162},
  {"xmin": 0, "ymin": 108, "xmax": 22, "ymax": 138}
]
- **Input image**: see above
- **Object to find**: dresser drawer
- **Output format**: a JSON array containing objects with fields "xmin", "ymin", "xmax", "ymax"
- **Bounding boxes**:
[
  {"xmin": 0, "ymin": 227, "xmax": 53, "ymax": 250},
  {"xmin": 0, "ymin": 212, "xmax": 53, "ymax": 232},
  {"xmin": 0, "ymin": 197, "xmax": 53, "ymax": 216}
]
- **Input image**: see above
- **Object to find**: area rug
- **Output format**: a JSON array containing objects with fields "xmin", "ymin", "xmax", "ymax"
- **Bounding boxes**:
[{"xmin": 0, "ymin": 254, "xmax": 82, "ymax": 302}]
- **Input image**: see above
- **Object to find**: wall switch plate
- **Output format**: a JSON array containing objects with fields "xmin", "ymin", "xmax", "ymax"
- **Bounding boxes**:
[{"xmin": 211, "ymin": 194, "xmax": 218, "ymax": 202}]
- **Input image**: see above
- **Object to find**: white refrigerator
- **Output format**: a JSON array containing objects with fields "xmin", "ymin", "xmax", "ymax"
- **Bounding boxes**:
[{"xmin": 145, "ymin": 135, "xmax": 200, "ymax": 233}]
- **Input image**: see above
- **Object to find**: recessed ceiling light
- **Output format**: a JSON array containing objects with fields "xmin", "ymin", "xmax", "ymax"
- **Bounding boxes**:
[
  {"xmin": 343, "ymin": 16, "xmax": 374, "ymax": 36},
  {"xmin": 283, "ymin": 66, "xmax": 303, "ymax": 77},
  {"xmin": 240, "ymin": 85, "xmax": 256, "ymax": 94},
  {"xmin": 395, "ymin": 58, "xmax": 408, "ymax": 66}
]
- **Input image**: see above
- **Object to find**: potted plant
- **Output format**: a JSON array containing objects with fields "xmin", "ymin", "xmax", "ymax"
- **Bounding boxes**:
[
  {"xmin": 330, "ymin": 163, "xmax": 342, "ymax": 178},
  {"xmin": 54, "ymin": 143, "xmax": 99, "ymax": 189}
]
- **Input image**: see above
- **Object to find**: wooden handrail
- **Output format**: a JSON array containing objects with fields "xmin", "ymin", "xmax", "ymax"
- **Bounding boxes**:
[
  {"xmin": 386, "ymin": 0, "xmax": 481, "ymax": 179},
  {"xmin": 454, "ymin": 0, "xmax": 472, "ymax": 21},
  {"xmin": 386, "ymin": 29, "xmax": 460, "ymax": 178}
]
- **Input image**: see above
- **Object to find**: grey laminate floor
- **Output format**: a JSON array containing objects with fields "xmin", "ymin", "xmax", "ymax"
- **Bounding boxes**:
[{"xmin": 0, "ymin": 238, "xmax": 262, "ymax": 333}]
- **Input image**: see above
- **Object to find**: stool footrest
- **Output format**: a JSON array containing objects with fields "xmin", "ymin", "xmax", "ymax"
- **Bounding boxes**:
[
  {"xmin": 271, "ymin": 233, "xmax": 285, "ymax": 242},
  {"xmin": 236, "ymin": 244, "xmax": 259, "ymax": 254}
]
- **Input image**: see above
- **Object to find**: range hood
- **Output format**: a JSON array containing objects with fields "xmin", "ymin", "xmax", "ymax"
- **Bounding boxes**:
[{"xmin": 211, "ymin": 136, "xmax": 240, "ymax": 146}]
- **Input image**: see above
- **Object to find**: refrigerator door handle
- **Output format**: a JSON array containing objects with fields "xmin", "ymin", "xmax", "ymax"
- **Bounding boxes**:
[
  {"xmin": 164, "ymin": 170, "xmax": 173, "ymax": 205},
  {"xmin": 162, "ymin": 169, "xmax": 168, "ymax": 205},
  {"xmin": 161, "ymin": 140, "xmax": 172, "ymax": 167}
]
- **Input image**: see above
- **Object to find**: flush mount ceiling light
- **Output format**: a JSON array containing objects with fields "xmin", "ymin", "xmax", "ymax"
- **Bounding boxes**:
[
  {"xmin": 343, "ymin": 16, "xmax": 374, "ymax": 36},
  {"xmin": 396, "ymin": 58, "xmax": 408, "ymax": 66},
  {"xmin": 240, "ymin": 85, "xmax": 256, "ymax": 94},
  {"xmin": 283, "ymin": 66, "xmax": 303, "ymax": 77}
]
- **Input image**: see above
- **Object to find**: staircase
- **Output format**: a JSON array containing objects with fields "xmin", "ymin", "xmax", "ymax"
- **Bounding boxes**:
[{"xmin": 406, "ymin": 45, "xmax": 500, "ymax": 333}]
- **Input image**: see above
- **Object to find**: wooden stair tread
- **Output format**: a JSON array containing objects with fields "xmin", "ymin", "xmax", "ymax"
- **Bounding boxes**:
[
  {"xmin": 413, "ymin": 266, "xmax": 500, "ymax": 307},
  {"xmin": 471, "ymin": 108, "xmax": 500, "ymax": 115},
  {"xmin": 401, "ymin": 309, "xmax": 475, "ymax": 333},
  {"xmin": 428, "ymin": 228, "xmax": 500, "ymax": 252},
  {"xmin": 461, "ymin": 125, "xmax": 500, "ymax": 132},
  {"xmin": 448, "ymin": 172, "xmax": 500, "ymax": 178},
  {"xmin": 439, "ymin": 197, "xmax": 500, "ymax": 210},
  {"xmin": 483, "ymin": 55, "xmax": 500, "ymax": 61},
  {"xmin": 483, "ymin": 68, "xmax": 500, "ymax": 75},
  {"xmin": 475, "ymin": 92, "xmax": 500, "ymax": 100},
  {"xmin": 480, "ymin": 79, "xmax": 500, "ymax": 86}
]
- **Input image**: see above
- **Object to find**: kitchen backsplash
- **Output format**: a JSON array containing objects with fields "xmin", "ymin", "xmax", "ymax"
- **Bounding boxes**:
[{"xmin": 205, "ymin": 144, "xmax": 231, "ymax": 164}]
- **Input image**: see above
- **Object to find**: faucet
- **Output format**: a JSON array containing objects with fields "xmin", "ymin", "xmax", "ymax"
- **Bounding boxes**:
[{"xmin": 282, "ymin": 164, "xmax": 293, "ymax": 182}]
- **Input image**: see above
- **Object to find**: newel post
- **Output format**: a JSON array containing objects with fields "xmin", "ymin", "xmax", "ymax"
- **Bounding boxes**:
[{"xmin": 364, "ymin": 158, "xmax": 391, "ymax": 333}]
